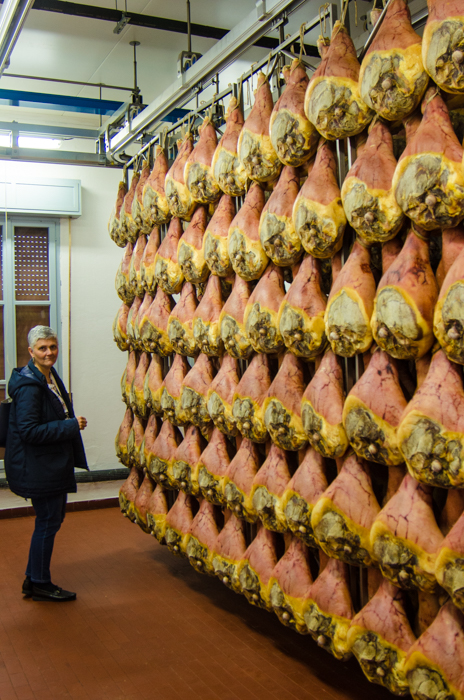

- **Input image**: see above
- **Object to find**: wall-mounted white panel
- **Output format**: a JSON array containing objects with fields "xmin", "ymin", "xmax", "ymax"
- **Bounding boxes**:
[{"xmin": 0, "ymin": 176, "xmax": 81, "ymax": 216}]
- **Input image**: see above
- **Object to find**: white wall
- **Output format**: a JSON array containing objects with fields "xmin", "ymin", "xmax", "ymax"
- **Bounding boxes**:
[{"xmin": 0, "ymin": 159, "xmax": 127, "ymax": 471}]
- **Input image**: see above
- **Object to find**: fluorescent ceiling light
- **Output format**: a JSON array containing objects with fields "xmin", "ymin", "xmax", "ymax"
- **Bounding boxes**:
[
  {"xmin": 0, "ymin": 132, "xmax": 11, "ymax": 147},
  {"xmin": 18, "ymin": 136, "xmax": 61, "ymax": 149}
]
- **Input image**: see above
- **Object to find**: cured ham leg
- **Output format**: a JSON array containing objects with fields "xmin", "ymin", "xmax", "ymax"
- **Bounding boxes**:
[
  {"xmin": 146, "ymin": 419, "xmax": 182, "ymax": 485},
  {"xmin": 304, "ymin": 557, "xmax": 355, "ymax": 660},
  {"xmin": 186, "ymin": 499, "xmax": 221, "ymax": 575},
  {"xmin": 113, "ymin": 302, "xmax": 130, "ymax": 352},
  {"xmin": 146, "ymin": 483, "xmax": 169, "ymax": 543},
  {"xmin": 392, "ymin": 89, "xmax": 464, "ymax": 230},
  {"xmin": 141, "ymin": 413, "xmax": 160, "ymax": 476},
  {"xmin": 160, "ymin": 354, "xmax": 190, "ymax": 426},
  {"xmin": 154, "ymin": 217, "xmax": 184, "ymax": 294},
  {"xmin": 232, "ymin": 353, "xmax": 271, "ymax": 443},
  {"xmin": 134, "ymin": 471, "xmax": 155, "ymax": 533},
  {"xmin": 343, "ymin": 347, "xmax": 408, "ymax": 466},
  {"xmin": 238, "ymin": 72, "xmax": 281, "ymax": 183},
  {"xmin": 436, "ymin": 509, "xmax": 464, "ymax": 612},
  {"xmin": 228, "ymin": 182, "xmax": 268, "ymax": 280},
  {"xmin": 341, "ymin": 120, "xmax": 404, "ymax": 245},
  {"xmin": 197, "ymin": 428, "xmax": 232, "ymax": 506},
  {"xmin": 164, "ymin": 491, "xmax": 196, "ymax": 557},
  {"xmin": 281, "ymin": 447, "xmax": 328, "ymax": 548},
  {"xmin": 141, "ymin": 146, "xmax": 170, "ymax": 230},
  {"xmin": 270, "ymin": 58, "xmax": 318, "ymax": 167},
  {"xmin": 398, "ymin": 349, "xmax": 464, "ymax": 488},
  {"xmin": 128, "ymin": 234, "xmax": 146, "ymax": 300},
  {"xmin": 127, "ymin": 414, "xmax": 145, "ymax": 469},
  {"xmin": 279, "ymin": 258, "xmax": 326, "ymax": 360},
  {"xmin": 304, "ymin": 21, "xmax": 373, "ymax": 140},
  {"xmin": 119, "ymin": 465, "xmax": 142, "ymax": 522},
  {"xmin": 206, "ymin": 355, "xmax": 239, "ymax": 438},
  {"xmin": 293, "ymin": 140, "xmax": 346, "ymax": 259},
  {"xmin": 223, "ymin": 438, "xmax": 261, "ymax": 523},
  {"xmin": 192, "ymin": 274, "xmax": 224, "ymax": 356},
  {"xmin": 212, "ymin": 510, "xmax": 247, "ymax": 593},
  {"xmin": 184, "ymin": 116, "xmax": 221, "ymax": 204},
  {"xmin": 244, "ymin": 263, "xmax": 285, "ymax": 354},
  {"xmin": 405, "ymin": 601, "xmax": 464, "ymax": 700},
  {"xmin": 180, "ymin": 353, "xmax": 214, "ymax": 433},
  {"xmin": 422, "ymin": 0, "xmax": 464, "ymax": 94},
  {"xmin": 203, "ymin": 194, "xmax": 235, "ymax": 276},
  {"xmin": 115, "ymin": 407, "xmax": 134, "ymax": 467},
  {"xmin": 211, "ymin": 96, "xmax": 247, "ymax": 197},
  {"xmin": 128, "ymin": 160, "xmax": 150, "ymax": 243},
  {"xmin": 347, "ymin": 579, "xmax": 417, "ymax": 695},
  {"xmin": 263, "ymin": 353, "xmax": 307, "ymax": 451},
  {"xmin": 359, "ymin": 0, "xmax": 428, "ymax": 121},
  {"xmin": 115, "ymin": 243, "xmax": 135, "ymax": 305},
  {"xmin": 121, "ymin": 350, "xmax": 137, "ymax": 406},
  {"xmin": 372, "ymin": 227, "xmax": 438, "ymax": 360},
  {"xmin": 219, "ymin": 274, "xmax": 253, "ymax": 359},
  {"xmin": 167, "ymin": 282, "xmax": 198, "ymax": 357},
  {"xmin": 251, "ymin": 444, "xmax": 292, "ymax": 532},
  {"xmin": 143, "ymin": 354, "xmax": 164, "ymax": 416},
  {"xmin": 238, "ymin": 524, "xmax": 279, "ymax": 610},
  {"xmin": 139, "ymin": 288, "xmax": 173, "ymax": 356},
  {"xmin": 129, "ymin": 350, "xmax": 151, "ymax": 419},
  {"xmin": 301, "ymin": 349, "xmax": 349, "ymax": 458},
  {"xmin": 435, "ymin": 225, "xmax": 464, "ymax": 290},
  {"xmin": 269, "ymin": 536, "xmax": 314, "ymax": 633},
  {"xmin": 125, "ymin": 296, "xmax": 142, "ymax": 349},
  {"xmin": 165, "ymin": 134, "xmax": 196, "ymax": 220},
  {"xmin": 177, "ymin": 205, "xmax": 209, "ymax": 284},
  {"xmin": 170, "ymin": 424, "xmax": 204, "ymax": 494},
  {"xmin": 370, "ymin": 474, "xmax": 443, "ymax": 592},
  {"xmin": 259, "ymin": 166, "xmax": 302, "ymax": 267},
  {"xmin": 434, "ymin": 244, "xmax": 464, "ymax": 364},
  {"xmin": 120, "ymin": 169, "xmax": 140, "ymax": 245},
  {"xmin": 108, "ymin": 180, "xmax": 126, "ymax": 246},
  {"xmin": 312, "ymin": 452, "xmax": 381, "ymax": 567},
  {"xmin": 140, "ymin": 227, "xmax": 160, "ymax": 294},
  {"xmin": 325, "ymin": 238, "xmax": 376, "ymax": 357}
]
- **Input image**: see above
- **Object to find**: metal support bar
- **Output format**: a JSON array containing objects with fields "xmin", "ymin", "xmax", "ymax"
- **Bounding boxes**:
[
  {"xmin": 3, "ymin": 71, "xmax": 134, "ymax": 92},
  {"xmin": 0, "ymin": 120, "xmax": 100, "ymax": 139}
]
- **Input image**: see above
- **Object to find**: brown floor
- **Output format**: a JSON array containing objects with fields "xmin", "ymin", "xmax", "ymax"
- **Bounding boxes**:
[{"xmin": 0, "ymin": 508, "xmax": 392, "ymax": 700}]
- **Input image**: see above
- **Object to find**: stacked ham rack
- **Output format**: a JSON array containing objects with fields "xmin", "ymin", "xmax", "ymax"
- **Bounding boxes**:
[{"xmin": 110, "ymin": 0, "xmax": 464, "ymax": 696}]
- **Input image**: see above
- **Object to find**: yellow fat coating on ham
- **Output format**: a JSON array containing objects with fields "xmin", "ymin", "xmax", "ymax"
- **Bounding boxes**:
[
  {"xmin": 278, "ymin": 301, "xmax": 327, "ymax": 359},
  {"xmin": 305, "ymin": 75, "xmax": 373, "ymax": 140},
  {"xmin": 301, "ymin": 400, "xmax": 349, "ymax": 458},
  {"xmin": 219, "ymin": 312, "xmax": 253, "ymax": 359},
  {"xmin": 423, "ymin": 16, "xmax": 464, "ymax": 94},
  {"xmin": 325, "ymin": 287, "xmax": 373, "ymax": 357},
  {"xmin": 343, "ymin": 395, "xmax": 404, "ymax": 466},
  {"xmin": 434, "ymin": 283, "xmax": 464, "ymax": 364},
  {"xmin": 372, "ymin": 285, "xmax": 434, "ymax": 360},
  {"xmin": 228, "ymin": 226, "xmax": 268, "ymax": 280},
  {"xmin": 293, "ymin": 195, "xmax": 346, "ymax": 259},
  {"xmin": 359, "ymin": 44, "xmax": 428, "ymax": 121},
  {"xmin": 304, "ymin": 601, "xmax": 352, "ymax": 660},
  {"xmin": 341, "ymin": 176, "xmax": 404, "ymax": 245}
]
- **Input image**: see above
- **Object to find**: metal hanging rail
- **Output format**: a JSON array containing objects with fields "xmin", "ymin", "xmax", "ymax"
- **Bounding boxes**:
[
  {"xmin": 105, "ymin": 0, "xmax": 320, "ymax": 157},
  {"xmin": 110, "ymin": 2, "xmax": 337, "ymax": 164}
]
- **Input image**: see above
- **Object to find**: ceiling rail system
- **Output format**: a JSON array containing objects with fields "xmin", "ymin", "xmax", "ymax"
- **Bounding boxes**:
[{"xmin": 104, "ymin": 0, "xmax": 335, "ymax": 161}]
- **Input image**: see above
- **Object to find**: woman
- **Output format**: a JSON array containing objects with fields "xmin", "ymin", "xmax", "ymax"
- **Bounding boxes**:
[{"xmin": 5, "ymin": 325, "xmax": 88, "ymax": 602}]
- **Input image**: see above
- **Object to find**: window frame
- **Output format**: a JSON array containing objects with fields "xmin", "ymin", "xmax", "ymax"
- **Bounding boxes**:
[{"xmin": 1, "ymin": 215, "xmax": 61, "ymax": 397}]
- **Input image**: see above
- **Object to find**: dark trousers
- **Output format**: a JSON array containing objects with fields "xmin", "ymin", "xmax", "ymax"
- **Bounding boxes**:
[{"xmin": 26, "ymin": 493, "xmax": 67, "ymax": 583}]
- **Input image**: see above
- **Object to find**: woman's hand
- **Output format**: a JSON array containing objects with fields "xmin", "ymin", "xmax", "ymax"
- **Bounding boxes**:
[{"xmin": 77, "ymin": 416, "xmax": 87, "ymax": 430}]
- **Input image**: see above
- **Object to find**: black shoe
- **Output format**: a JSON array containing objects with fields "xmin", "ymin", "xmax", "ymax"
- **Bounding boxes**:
[
  {"xmin": 22, "ymin": 576, "xmax": 32, "ymax": 598},
  {"xmin": 32, "ymin": 582, "xmax": 77, "ymax": 602}
]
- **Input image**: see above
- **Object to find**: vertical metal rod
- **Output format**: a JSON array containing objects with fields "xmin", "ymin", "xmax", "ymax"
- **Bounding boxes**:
[
  {"xmin": 187, "ymin": 0, "xmax": 191, "ymax": 53},
  {"xmin": 130, "ymin": 40, "xmax": 140, "ymax": 93},
  {"xmin": 99, "ymin": 84, "xmax": 102, "ymax": 128}
]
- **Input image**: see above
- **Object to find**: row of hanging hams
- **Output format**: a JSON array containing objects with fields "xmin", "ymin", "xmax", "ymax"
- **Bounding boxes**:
[
  {"xmin": 119, "ymin": 447, "xmax": 464, "ymax": 698},
  {"xmin": 109, "ymin": 0, "xmax": 464, "ymax": 256}
]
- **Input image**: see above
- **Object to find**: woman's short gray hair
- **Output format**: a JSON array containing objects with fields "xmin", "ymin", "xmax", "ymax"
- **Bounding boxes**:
[{"xmin": 28, "ymin": 326, "xmax": 58, "ymax": 349}]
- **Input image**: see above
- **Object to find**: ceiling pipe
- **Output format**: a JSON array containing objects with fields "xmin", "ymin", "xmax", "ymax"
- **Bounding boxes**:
[{"xmin": 0, "ymin": 0, "xmax": 34, "ymax": 76}]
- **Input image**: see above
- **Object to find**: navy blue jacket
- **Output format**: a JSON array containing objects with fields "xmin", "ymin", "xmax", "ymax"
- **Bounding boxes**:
[{"xmin": 5, "ymin": 360, "xmax": 88, "ymax": 498}]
